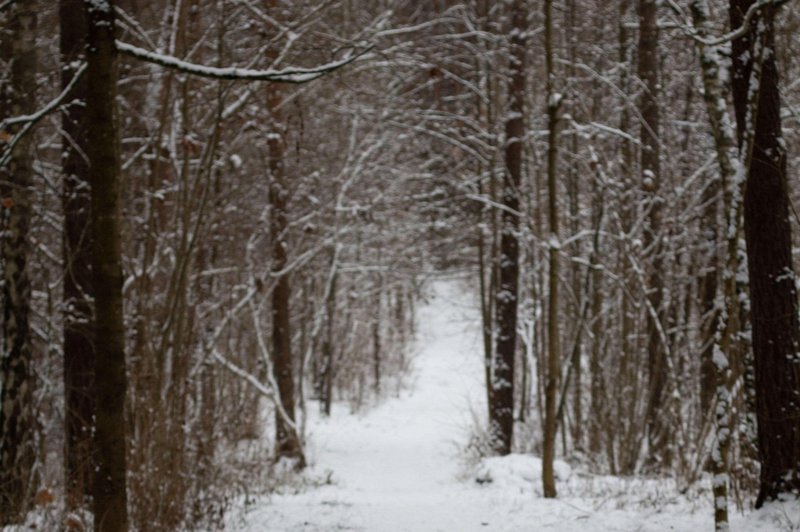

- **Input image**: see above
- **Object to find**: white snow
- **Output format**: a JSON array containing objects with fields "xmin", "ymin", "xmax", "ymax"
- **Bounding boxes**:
[{"xmin": 229, "ymin": 278, "xmax": 800, "ymax": 532}]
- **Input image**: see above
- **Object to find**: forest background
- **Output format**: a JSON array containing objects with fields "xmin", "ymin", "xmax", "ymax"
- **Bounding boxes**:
[{"xmin": 1, "ymin": 0, "xmax": 800, "ymax": 531}]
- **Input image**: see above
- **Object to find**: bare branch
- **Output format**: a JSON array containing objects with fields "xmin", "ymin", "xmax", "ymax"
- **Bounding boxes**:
[
  {"xmin": 666, "ymin": 0, "xmax": 793, "ymax": 47},
  {"xmin": 0, "ymin": 62, "xmax": 87, "ymax": 169},
  {"xmin": 115, "ymin": 40, "xmax": 374, "ymax": 84}
]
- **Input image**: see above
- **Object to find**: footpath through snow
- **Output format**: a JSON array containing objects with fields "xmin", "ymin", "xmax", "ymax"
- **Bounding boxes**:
[{"xmin": 232, "ymin": 278, "xmax": 800, "ymax": 532}]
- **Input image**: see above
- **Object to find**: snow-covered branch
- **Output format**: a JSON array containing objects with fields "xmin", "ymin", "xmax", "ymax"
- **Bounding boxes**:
[
  {"xmin": 115, "ymin": 40, "xmax": 374, "ymax": 84},
  {"xmin": 667, "ymin": 0, "xmax": 793, "ymax": 47},
  {"xmin": 0, "ymin": 62, "xmax": 87, "ymax": 169}
]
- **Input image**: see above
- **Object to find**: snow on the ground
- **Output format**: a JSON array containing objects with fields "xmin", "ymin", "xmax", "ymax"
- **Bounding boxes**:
[{"xmin": 229, "ymin": 278, "xmax": 800, "ymax": 532}]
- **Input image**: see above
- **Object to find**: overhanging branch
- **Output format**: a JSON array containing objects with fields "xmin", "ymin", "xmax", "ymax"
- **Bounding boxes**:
[
  {"xmin": 666, "ymin": 0, "xmax": 793, "ymax": 47},
  {"xmin": 116, "ymin": 40, "xmax": 374, "ymax": 84}
]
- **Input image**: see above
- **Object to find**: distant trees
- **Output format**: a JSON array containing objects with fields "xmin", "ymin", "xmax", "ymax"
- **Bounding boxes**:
[{"xmin": 457, "ymin": 0, "xmax": 800, "ymax": 509}]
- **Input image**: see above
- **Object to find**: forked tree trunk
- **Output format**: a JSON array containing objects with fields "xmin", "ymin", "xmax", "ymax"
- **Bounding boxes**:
[
  {"xmin": 0, "ymin": 1, "xmax": 37, "ymax": 523},
  {"xmin": 729, "ymin": 0, "xmax": 800, "ymax": 508}
]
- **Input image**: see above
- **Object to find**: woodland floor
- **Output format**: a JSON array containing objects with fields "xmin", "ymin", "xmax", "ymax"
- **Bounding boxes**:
[{"xmin": 230, "ymin": 278, "xmax": 800, "ymax": 532}]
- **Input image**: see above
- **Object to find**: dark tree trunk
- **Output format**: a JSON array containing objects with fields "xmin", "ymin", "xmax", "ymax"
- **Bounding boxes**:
[
  {"xmin": 85, "ymin": 1, "xmax": 129, "ymax": 529},
  {"xmin": 490, "ymin": 0, "xmax": 526, "ymax": 456},
  {"xmin": 698, "ymin": 207, "xmax": 718, "ymax": 420},
  {"xmin": 373, "ymin": 295, "xmax": 381, "ymax": 397},
  {"xmin": 0, "ymin": 1, "xmax": 37, "ymax": 523},
  {"xmin": 321, "ymin": 260, "xmax": 337, "ymax": 417},
  {"xmin": 543, "ymin": 0, "xmax": 561, "ymax": 498},
  {"xmin": 730, "ymin": 0, "xmax": 800, "ymax": 508},
  {"xmin": 61, "ymin": 0, "xmax": 95, "ymax": 511},
  {"xmin": 372, "ymin": 249, "xmax": 383, "ymax": 397},
  {"xmin": 267, "ymin": 83, "xmax": 306, "ymax": 468}
]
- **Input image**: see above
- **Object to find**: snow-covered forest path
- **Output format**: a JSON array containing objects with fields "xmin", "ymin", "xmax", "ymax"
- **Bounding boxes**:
[
  {"xmin": 233, "ymin": 278, "xmax": 793, "ymax": 532},
  {"xmin": 237, "ymin": 278, "xmax": 493, "ymax": 531}
]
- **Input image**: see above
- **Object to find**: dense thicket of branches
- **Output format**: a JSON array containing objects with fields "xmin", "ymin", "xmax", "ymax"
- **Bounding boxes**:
[{"xmin": 1, "ymin": 0, "xmax": 800, "ymax": 529}]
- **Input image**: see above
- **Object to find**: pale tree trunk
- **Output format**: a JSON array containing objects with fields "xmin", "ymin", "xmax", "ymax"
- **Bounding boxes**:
[
  {"xmin": 543, "ymin": 0, "xmax": 561, "ymax": 499},
  {"xmin": 0, "ymin": 0, "xmax": 37, "ymax": 523},
  {"xmin": 490, "ymin": 0, "xmax": 526, "ymax": 456},
  {"xmin": 729, "ymin": 0, "xmax": 800, "ymax": 508},
  {"xmin": 60, "ymin": 0, "xmax": 95, "ymax": 513},
  {"xmin": 688, "ymin": 1, "xmax": 741, "ymax": 528}
]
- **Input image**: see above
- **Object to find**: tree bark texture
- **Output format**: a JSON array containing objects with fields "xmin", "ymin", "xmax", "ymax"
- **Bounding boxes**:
[
  {"xmin": 321, "ymin": 258, "xmax": 337, "ymax": 417},
  {"xmin": 730, "ymin": 0, "xmax": 800, "ymax": 508},
  {"xmin": 637, "ymin": 0, "xmax": 669, "ymax": 471},
  {"xmin": 490, "ymin": 0, "xmax": 526, "ymax": 456},
  {"xmin": 543, "ymin": 0, "xmax": 561, "ymax": 499},
  {"xmin": 85, "ymin": 1, "xmax": 129, "ymax": 529},
  {"xmin": 267, "ymin": 81, "xmax": 306, "ymax": 468},
  {"xmin": 689, "ymin": 2, "xmax": 742, "ymax": 527},
  {"xmin": 0, "ymin": 1, "xmax": 37, "ymax": 523}
]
